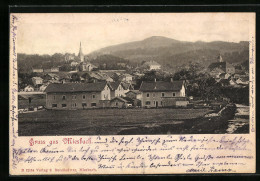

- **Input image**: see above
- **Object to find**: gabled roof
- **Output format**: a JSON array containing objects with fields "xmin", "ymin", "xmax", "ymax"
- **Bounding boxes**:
[
  {"xmin": 121, "ymin": 82, "xmax": 132, "ymax": 90},
  {"xmin": 109, "ymin": 81, "xmax": 122, "ymax": 90},
  {"xmin": 139, "ymin": 81, "xmax": 184, "ymax": 92},
  {"xmin": 45, "ymin": 82, "xmax": 109, "ymax": 93}
]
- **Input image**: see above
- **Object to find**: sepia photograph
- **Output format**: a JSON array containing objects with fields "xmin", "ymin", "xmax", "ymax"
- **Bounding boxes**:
[{"xmin": 16, "ymin": 13, "xmax": 250, "ymax": 136}]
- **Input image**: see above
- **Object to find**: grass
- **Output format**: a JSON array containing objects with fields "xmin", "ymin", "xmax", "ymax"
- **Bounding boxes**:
[
  {"xmin": 18, "ymin": 108, "xmax": 211, "ymax": 136},
  {"xmin": 18, "ymin": 96, "xmax": 46, "ymax": 109}
]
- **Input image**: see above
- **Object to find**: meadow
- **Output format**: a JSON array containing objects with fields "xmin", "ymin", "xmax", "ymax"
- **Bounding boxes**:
[{"xmin": 18, "ymin": 108, "xmax": 211, "ymax": 136}]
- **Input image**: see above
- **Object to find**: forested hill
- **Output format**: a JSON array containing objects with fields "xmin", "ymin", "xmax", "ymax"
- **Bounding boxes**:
[{"xmin": 88, "ymin": 36, "xmax": 249, "ymax": 68}]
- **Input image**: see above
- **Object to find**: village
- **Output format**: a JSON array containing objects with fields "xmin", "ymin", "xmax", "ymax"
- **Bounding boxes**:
[
  {"xmin": 17, "ymin": 41, "xmax": 250, "ymax": 135},
  {"xmin": 18, "ymin": 42, "xmax": 249, "ymax": 112}
]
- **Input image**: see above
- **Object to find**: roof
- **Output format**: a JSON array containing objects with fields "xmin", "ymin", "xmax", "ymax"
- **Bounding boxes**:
[
  {"xmin": 109, "ymin": 81, "xmax": 122, "ymax": 90},
  {"xmin": 121, "ymin": 82, "xmax": 132, "ymax": 89},
  {"xmin": 208, "ymin": 62, "xmax": 226, "ymax": 71},
  {"xmin": 139, "ymin": 81, "xmax": 184, "ymax": 92},
  {"xmin": 45, "ymin": 82, "xmax": 109, "ymax": 93},
  {"xmin": 32, "ymin": 77, "xmax": 43, "ymax": 80}
]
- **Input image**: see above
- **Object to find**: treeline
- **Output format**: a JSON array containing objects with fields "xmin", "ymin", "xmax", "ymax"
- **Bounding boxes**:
[
  {"xmin": 91, "ymin": 54, "xmax": 131, "ymax": 70},
  {"xmin": 18, "ymin": 53, "xmax": 66, "ymax": 73}
]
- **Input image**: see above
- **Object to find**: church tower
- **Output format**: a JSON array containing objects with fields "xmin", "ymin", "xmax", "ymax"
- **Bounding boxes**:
[
  {"xmin": 218, "ymin": 53, "xmax": 223, "ymax": 62},
  {"xmin": 78, "ymin": 42, "xmax": 84, "ymax": 62}
]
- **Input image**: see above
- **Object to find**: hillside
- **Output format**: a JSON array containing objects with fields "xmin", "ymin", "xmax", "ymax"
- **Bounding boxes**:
[{"xmin": 88, "ymin": 36, "xmax": 249, "ymax": 68}]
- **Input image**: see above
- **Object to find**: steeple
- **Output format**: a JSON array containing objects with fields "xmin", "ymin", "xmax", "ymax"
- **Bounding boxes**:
[
  {"xmin": 218, "ymin": 53, "xmax": 223, "ymax": 62},
  {"xmin": 78, "ymin": 41, "xmax": 84, "ymax": 62}
]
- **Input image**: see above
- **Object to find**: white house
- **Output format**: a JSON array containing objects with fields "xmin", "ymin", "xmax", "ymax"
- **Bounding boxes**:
[
  {"xmin": 143, "ymin": 61, "xmax": 161, "ymax": 70},
  {"xmin": 32, "ymin": 77, "xmax": 43, "ymax": 86},
  {"xmin": 32, "ymin": 68, "xmax": 43, "ymax": 73},
  {"xmin": 51, "ymin": 67, "xmax": 59, "ymax": 72},
  {"xmin": 24, "ymin": 85, "xmax": 34, "ymax": 92},
  {"xmin": 120, "ymin": 73, "xmax": 133, "ymax": 83},
  {"xmin": 39, "ymin": 84, "xmax": 48, "ymax": 92},
  {"xmin": 71, "ymin": 61, "xmax": 79, "ymax": 67},
  {"xmin": 109, "ymin": 81, "xmax": 126, "ymax": 98}
]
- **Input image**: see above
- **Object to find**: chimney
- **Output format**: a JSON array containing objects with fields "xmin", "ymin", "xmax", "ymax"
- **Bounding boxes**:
[
  {"xmin": 170, "ymin": 78, "xmax": 173, "ymax": 82},
  {"xmin": 154, "ymin": 78, "xmax": 156, "ymax": 82}
]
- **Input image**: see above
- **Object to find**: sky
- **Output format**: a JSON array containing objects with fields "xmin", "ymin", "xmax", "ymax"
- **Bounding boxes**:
[{"xmin": 14, "ymin": 13, "xmax": 253, "ymax": 55}]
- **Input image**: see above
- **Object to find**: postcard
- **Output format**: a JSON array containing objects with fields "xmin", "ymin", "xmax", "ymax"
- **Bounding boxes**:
[{"xmin": 9, "ymin": 13, "xmax": 255, "ymax": 175}]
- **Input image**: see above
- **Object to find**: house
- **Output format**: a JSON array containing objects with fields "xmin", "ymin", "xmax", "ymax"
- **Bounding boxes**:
[
  {"xmin": 110, "ymin": 97, "xmax": 132, "ymax": 108},
  {"xmin": 39, "ymin": 84, "xmax": 48, "ymax": 92},
  {"xmin": 32, "ymin": 68, "xmax": 43, "ymax": 73},
  {"xmin": 51, "ymin": 67, "xmax": 59, "ymax": 72},
  {"xmin": 121, "ymin": 82, "xmax": 134, "ymax": 95},
  {"xmin": 45, "ymin": 81, "xmax": 112, "ymax": 110},
  {"xmin": 120, "ymin": 73, "xmax": 133, "ymax": 83},
  {"xmin": 24, "ymin": 85, "xmax": 34, "ymax": 92},
  {"xmin": 139, "ymin": 79, "xmax": 188, "ymax": 108},
  {"xmin": 143, "ymin": 61, "xmax": 161, "ymax": 70},
  {"xmin": 32, "ymin": 77, "xmax": 43, "ymax": 86},
  {"xmin": 64, "ymin": 53, "xmax": 75, "ymax": 62},
  {"xmin": 125, "ymin": 90, "xmax": 142, "ymax": 107},
  {"xmin": 80, "ymin": 62, "xmax": 97, "ymax": 71},
  {"xmin": 109, "ymin": 81, "xmax": 125, "ymax": 98},
  {"xmin": 71, "ymin": 61, "xmax": 79, "ymax": 67},
  {"xmin": 208, "ymin": 55, "xmax": 235, "ymax": 75},
  {"xmin": 236, "ymin": 77, "xmax": 249, "ymax": 85},
  {"xmin": 209, "ymin": 68, "xmax": 225, "ymax": 78},
  {"xmin": 125, "ymin": 90, "xmax": 142, "ymax": 100},
  {"xmin": 219, "ymin": 73, "xmax": 231, "ymax": 79},
  {"xmin": 44, "ymin": 73, "xmax": 60, "ymax": 81},
  {"xmin": 229, "ymin": 78, "xmax": 237, "ymax": 86},
  {"xmin": 117, "ymin": 62, "xmax": 126, "ymax": 68},
  {"xmin": 219, "ymin": 79, "xmax": 230, "ymax": 87}
]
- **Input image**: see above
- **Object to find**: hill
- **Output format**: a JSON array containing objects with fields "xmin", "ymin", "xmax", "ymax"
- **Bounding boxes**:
[{"xmin": 88, "ymin": 36, "xmax": 249, "ymax": 68}]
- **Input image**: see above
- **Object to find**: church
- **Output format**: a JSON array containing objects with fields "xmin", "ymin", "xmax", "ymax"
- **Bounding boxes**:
[
  {"xmin": 208, "ymin": 54, "xmax": 235, "ymax": 78},
  {"xmin": 77, "ymin": 42, "xmax": 97, "ymax": 71}
]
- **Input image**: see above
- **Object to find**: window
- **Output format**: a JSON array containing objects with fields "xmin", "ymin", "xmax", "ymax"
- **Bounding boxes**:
[
  {"xmin": 72, "ymin": 103, "xmax": 77, "ymax": 107},
  {"xmin": 62, "ymin": 95, "xmax": 66, "ymax": 100},
  {"xmin": 172, "ymin": 93, "xmax": 176, "ymax": 97},
  {"xmin": 53, "ymin": 96, "xmax": 56, "ymax": 100},
  {"xmin": 153, "ymin": 93, "xmax": 155, "ymax": 97},
  {"xmin": 82, "ymin": 103, "xmax": 87, "ymax": 107},
  {"xmin": 104, "ymin": 94, "xmax": 106, "ymax": 98},
  {"xmin": 92, "ymin": 94, "xmax": 95, "ymax": 99},
  {"xmin": 72, "ymin": 95, "xmax": 76, "ymax": 100},
  {"xmin": 146, "ymin": 93, "xmax": 150, "ymax": 97},
  {"xmin": 52, "ymin": 104, "xmax": 57, "ymax": 108},
  {"xmin": 82, "ymin": 95, "xmax": 86, "ymax": 99},
  {"xmin": 91, "ymin": 103, "xmax": 97, "ymax": 107},
  {"xmin": 115, "ymin": 102, "xmax": 118, "ymax": 106},
  {"xmin": 146, "ymin": 101, "xmax": 151, "ymax": 105},
  {"xmin": 62, "ymin": 104, "xmax": 67, "ymax": 108},
  {"xmin": 154, "ymin": 101, "xmax": 156, "ymax": 105},
  {"xmin": 161, "ymin": 93, "xmax": 165, "ymax": 97}
]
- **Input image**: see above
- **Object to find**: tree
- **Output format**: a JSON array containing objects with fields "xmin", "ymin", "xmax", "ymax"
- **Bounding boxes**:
[{"xmin": 71, "ymin": 73, "xmax": 80, "ymax": 82}]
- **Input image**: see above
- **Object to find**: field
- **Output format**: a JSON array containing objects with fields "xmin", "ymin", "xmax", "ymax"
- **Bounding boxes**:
[
  {"xmin": 18, "ymin": 95, "xmax": 46, "ymax": 109},
  {"xmin": 18, "ymin": 108, "xmax": 212, "ymax": 136}
]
